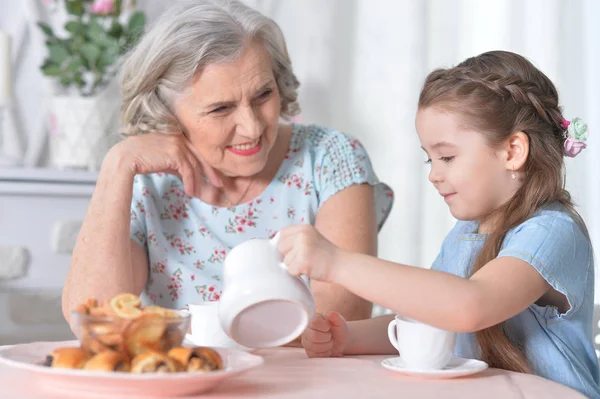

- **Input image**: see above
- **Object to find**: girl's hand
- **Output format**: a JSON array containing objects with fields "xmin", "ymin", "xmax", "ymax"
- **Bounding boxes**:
[
  {"xmin": 278, "ymin": 224, "xmax": 344, "ymax": 283},
  {"xmin": 301, "ymin": 312, "xmax": 349, "ymax": 358},
  {"xmin": 105, "ymin": 133, "xmax": 222, "ymax": 197}
]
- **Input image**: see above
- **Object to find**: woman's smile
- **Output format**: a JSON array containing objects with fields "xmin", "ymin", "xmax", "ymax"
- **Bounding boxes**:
[{"xmin": 227, "ymin": 136, "xmax": 262, "ymax": 156}]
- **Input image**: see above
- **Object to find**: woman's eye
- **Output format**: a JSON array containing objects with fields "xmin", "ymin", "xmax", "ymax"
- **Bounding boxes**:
[
  {"xmin": 424, "ymin": 159, "xmax": 432, "ymax": 164},
  {"xmin": 257, "ymin": 89, "xmax": 272, "ymax": 100},
  {"xmin": 210, "ymin": 106, "xmax": 229, "ymax": 114}
]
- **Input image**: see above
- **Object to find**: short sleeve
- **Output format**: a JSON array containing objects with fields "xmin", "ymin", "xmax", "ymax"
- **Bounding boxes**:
[
  {"xmin": 311, "ymin": 127, "xmax": 394, "ymax": 231},
  {"xmin": 497, "ymin": 213, "xmax": 592, "ymax": 317},
  {"xmin": 430, "ymin": 221, "xmax": 475, "ymax": 273},
  {"xmin": 130, "ymin": 175, "xmax": 148, "ymax": 250}
]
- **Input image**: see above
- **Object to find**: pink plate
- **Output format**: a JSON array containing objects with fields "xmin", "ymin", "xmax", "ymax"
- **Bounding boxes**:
[{"xmin": 0, "ymin": 340, "xmax": 263, "ymax": 397}]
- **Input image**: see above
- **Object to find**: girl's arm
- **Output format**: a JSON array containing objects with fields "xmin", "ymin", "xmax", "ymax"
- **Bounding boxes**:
[
  {"xmin": 283, "ymin": 184, "xmax": 376, "ymax": 348},
  {"xmin": 301, "ymin": 312, "xmax": 397, "ymax": 357},
  {"xmin": 333, "ymin": 252, "xmax": 550, "ymax": 333}
]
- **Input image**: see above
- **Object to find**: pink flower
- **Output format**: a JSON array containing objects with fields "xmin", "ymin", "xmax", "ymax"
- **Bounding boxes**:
[
  {"xmin": 561, "ymin": 118, "xmax": 571, "ymax": 129},
  {"xmin": 90, "ymin": 0, "xmax": 115, "ymax": 15},
  {"xmin": 563, "ymin": 137, "xmax": 587, "ymax": 158}
]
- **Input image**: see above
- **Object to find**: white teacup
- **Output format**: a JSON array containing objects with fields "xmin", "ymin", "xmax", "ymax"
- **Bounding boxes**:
[
  {"xmin": 387, "ymin": 315, "xmax": 456, "ymax": 370},
  {"xmin": 184, "ymin": 302, "xmax": 249, "ymax": 350}
]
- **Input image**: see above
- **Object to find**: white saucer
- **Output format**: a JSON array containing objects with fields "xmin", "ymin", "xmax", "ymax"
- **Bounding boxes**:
[{"xmin": 381, "ymin": 356, "xmax": 488, "ymax": 379}]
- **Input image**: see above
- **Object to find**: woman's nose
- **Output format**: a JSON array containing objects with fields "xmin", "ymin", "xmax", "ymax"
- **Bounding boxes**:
[{"xmin": 236, "ymin": 106, "xmax": 263, "ymax": 139}]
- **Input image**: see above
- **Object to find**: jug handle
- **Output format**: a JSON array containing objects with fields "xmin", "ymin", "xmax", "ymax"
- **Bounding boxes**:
[
  {"xmin": 270, "ymin": 232, "xmax": 285, "ymax": 267},
  {"xmin": 270, "ymin": 232, "xmax": 281, "ymax": 248}
]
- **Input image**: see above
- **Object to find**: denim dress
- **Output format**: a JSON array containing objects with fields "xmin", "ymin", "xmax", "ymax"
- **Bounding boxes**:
[{"xmin": 432, "ymin": 204, "xmax": 599, "ymax": 398}]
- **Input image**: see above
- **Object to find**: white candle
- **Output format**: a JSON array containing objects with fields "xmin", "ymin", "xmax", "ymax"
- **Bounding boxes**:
[{"xmin": 0, "ymin": 31, "xmax": 12, "ymax": 107}]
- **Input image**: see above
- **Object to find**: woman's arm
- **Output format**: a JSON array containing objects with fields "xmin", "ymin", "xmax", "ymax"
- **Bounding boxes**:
[
  {"xmin": 62, "ymin": 133, "xmax": 221, "ymax": 326},
  {"xmin": 344, "ymin": 314, "xmax": 397, "ymax": 355},
  {"xmin": 313, "ymin": 184, "xmax": 378, "ymax": 321},
  {"xmin": 62, "ymin": 152, "xmax": 148, "ymax": 325}
]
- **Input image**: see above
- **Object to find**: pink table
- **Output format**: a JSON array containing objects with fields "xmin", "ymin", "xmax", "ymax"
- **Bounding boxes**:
[{"xmin": 0, "ymin": 345, "xmax": 586, "ymax": 398}]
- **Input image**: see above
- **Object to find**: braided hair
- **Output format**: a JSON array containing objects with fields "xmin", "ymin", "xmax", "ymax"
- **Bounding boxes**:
[{"xmin": 418, "ymin": 50, "xmax": 587, "ymax": 373}]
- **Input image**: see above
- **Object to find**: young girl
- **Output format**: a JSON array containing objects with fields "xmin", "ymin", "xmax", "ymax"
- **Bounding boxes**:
[{"xmin": 278, "ymin": 50, "xmax": 599, "ymax": 398}]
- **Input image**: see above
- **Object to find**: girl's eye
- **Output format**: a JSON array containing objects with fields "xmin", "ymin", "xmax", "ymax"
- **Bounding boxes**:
[{"xmin": 424, "ymin": 156, "xmax": 454, "ymax": 164}]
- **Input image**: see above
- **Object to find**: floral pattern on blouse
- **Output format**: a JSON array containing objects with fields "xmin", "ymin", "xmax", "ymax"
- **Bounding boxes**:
[{"xmin": 130, "ymin": 124, "xmax": 394, "ymax": 309}]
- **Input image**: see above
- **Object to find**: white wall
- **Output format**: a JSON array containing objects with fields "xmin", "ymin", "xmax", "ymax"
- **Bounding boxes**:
[
  {"xmin": 241, "ymin": 0, "xmax": 600, "ymax": 270},
  {"xmin": 0, "ymin": 0, "xmax": 598, "ymax": 306}
]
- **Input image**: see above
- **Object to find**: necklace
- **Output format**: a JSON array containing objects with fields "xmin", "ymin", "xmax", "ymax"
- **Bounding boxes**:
[{"xmin": 203, "ymin": 175, "xmax": 255, "ymax": 207}]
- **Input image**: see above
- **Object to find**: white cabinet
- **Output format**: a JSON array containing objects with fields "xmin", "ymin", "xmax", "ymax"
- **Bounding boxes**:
[{"xmin": 0, "ymin": 168, "xmax": 97, "ymax": 344}]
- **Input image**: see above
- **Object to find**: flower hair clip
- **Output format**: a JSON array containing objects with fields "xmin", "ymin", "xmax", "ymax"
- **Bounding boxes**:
[{"xmin": 561, "ymin": 117, "xmax": 589, "ymax": 158}]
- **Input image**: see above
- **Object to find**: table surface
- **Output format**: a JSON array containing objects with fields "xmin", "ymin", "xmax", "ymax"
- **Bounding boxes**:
[{"xmin": 0, "ymin": 343, "xmax": 586, "ymax": 399}]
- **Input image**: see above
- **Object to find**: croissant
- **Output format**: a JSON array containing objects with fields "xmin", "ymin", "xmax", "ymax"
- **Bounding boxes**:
[
  {"xmin": 124, "ymin": 314, "xmax": 168, "ymax": 357},
  {"xmin": 106, "ymin": 293, "xmax": 143, "ymax": 319},
  {"xmin": 80, "ymin": 322, "xmax": 127, "ymax": 355},
  {"xmin": 84, "ymin": 350, "xmax": 130, "ymax": 372},
  {"xmin": 167, "ymin": 347, "xmax": 223, "ymax": 372},
  {"xmin": 142, "ymin": 306, "xmax": 181, "ymax": 318},
  {"xmin": 75, "ymin": 298, "xmax": 99, "ymax": 315},
  {"xmin": 130, "ymin": 351, "xmax": 180, "ymax": 373},
  {"xmin": 44, "ymin": 347, "xmax": 88, "ymax": 369}
]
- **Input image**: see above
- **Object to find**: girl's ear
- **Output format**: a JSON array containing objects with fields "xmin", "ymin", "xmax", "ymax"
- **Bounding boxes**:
[{"xmin": 504, "ymin": 131, "xmax": 529, "ymax": 171}]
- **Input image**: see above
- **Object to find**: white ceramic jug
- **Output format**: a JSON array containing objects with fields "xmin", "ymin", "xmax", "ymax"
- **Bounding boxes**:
[{"xmin": 218, "ymin": 233, "xmax": 315, "ymax": 348}]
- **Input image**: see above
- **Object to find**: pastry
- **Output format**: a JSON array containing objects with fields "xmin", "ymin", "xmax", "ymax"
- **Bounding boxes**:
[
  {"xmin": 88, "ymin": 306, "xmax": 110, "ymax": 317},
  {"xmin": 131, "ymin": 351, "xmax": 180, "ymax": 373},
  {"xmin": 80, "ymin": 321, "xmax": 127, "ymax": 355},
  {"xmin": 81, "ymin": 333, "xmax": 113, "ymax": 355},
  {"xmin": 124, "ymin": 314, "xmax": 168, "ymax": 357},
  {"xmin": 106, "ymin": 293, "xmax": 142, "ymax": 319},
  {"xmin": 84, "ymin": 350, "xmax": 130, "ymax": 372},
  {"xmin": 142, "ymin": 306, "xmax": 181, "ymax": 318},
  {"xmin": 167, "ymin": 347, "xmax": 223, "ymax": 372},
  {"xmin": 164, "ymin": 324, "xmax": 186, "ymax": 349},
  {"xmin": 66, "ymin": 293, "xmax": 195, "ymax": 374},
  {"xmin": 75, "ymin": 298, "xmax": 99, "ymax": 315},
  {"xmin": 44, "ymin": 347, "xmax": 88, "ymax": 369}
]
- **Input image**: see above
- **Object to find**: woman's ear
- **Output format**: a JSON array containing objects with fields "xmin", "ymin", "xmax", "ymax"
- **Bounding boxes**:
[{"xmin": 504, "ymin": 131, "xmax": 529, "ymax": 171}]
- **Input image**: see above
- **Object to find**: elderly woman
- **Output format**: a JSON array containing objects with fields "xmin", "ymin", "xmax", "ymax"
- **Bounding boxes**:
[{"xmin": 62, "ymin": 0, "xmax": 393, "ymax": 327}]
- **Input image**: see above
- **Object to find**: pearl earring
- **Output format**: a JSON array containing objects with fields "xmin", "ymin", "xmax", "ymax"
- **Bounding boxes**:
[{"xmin": 511, "ymin": 170, "xmax": 517, "ymax": 180}]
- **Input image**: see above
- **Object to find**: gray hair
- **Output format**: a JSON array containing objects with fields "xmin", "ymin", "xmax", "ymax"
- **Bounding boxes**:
[{"xmin": 119, "ymin": 0, "xmax": 301, "ymax": 136}]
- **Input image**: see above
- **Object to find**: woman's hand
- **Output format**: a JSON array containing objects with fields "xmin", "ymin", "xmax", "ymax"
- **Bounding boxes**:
[
  {"xmin": 278, "ymin": 224, "xmax": 345, "ymax": 283},
  {"xmin": 106, "ymin": 133, "xmax": 222, "ymax": 197},
  {"xmin": 301, "ymin": 312, "xmax": 349, "ymax": 358}
]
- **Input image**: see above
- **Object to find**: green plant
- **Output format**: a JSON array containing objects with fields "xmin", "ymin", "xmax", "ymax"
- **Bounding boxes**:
[{"xmin": 38, "ymin": 0, "xmax": 146, "ymax": 96}]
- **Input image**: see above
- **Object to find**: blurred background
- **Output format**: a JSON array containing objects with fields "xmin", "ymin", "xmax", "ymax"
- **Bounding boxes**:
[{"xmin": 0, "ymin": 0, "xmax": 598, "ymax": 343}]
